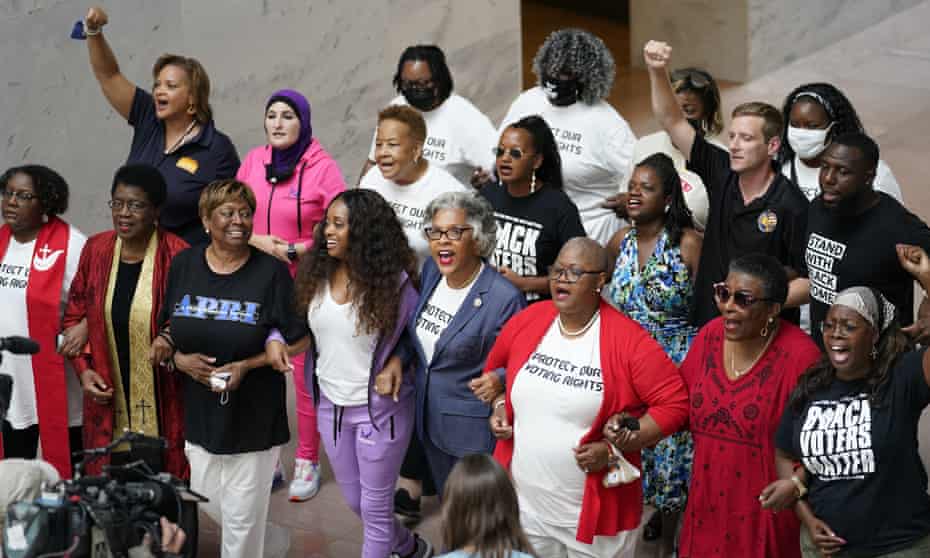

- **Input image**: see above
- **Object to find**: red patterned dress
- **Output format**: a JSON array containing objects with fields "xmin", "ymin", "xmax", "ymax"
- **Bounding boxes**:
[{"xmin": 678, "ymin": 318, "xmax": 820, "ymax": 558}]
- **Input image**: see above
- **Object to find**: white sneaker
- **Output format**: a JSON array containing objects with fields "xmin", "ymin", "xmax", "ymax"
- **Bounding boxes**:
[{"xmin": 288, "ymin": 458, "xmax": 321, "ymax": 502}]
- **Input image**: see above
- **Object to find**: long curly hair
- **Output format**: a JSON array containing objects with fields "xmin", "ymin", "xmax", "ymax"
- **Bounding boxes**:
[
  {"xmin": 636, "ymin": 153, "xmax": 693, "ymax": 246},
  {"xmin": 532, "ymin": 28, "xmax": 615, "ymax": 104},
  {"xmin": 507, "ymin": 115, "xmax": 564, "ymax": 190},
  {"xmin": 777, "ymin": 82, "xmax": 864, "ymax": 165},
  {"xmin": 789, "ymin": 289, "xmax": 910, "ymax": 413},
  {"xmin": 295, "ymin": 190, "xmax": 418, "ymax": 336}
]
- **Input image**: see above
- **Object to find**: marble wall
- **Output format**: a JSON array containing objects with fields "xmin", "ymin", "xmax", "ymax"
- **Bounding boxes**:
[
  {"xmin": 748, "ymin": 0, "xmax": 921, "ymax": 77},
  {"xmin": 630, "ymin": 0, "xmax": 920, "ymax": 82},
  {"xmin": 0, "ymin": 0, "xmax": 522, "ymax": 234}
]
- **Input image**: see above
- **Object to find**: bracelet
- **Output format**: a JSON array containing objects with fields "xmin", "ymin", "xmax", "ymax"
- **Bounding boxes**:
[
  {"xmin": 790, "ymin": 474, "xmax": 808, "ymax": 499},
  {"xmin": 83, "ymin": 20, "xmax": 102, "ymax": 36},
  {"xmin": 493, "ymin": 398, "xmax": 506, "ymax": 409}
]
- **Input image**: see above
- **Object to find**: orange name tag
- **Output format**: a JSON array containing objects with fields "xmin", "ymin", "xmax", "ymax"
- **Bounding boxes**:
[{"xmin": 176, "ymin": 157, "xmax": 199, "ymax": 174}]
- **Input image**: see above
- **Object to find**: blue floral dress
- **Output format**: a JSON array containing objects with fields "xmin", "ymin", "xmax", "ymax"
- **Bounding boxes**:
[{"xmin": 607, "ymin": 227, "xmax": 696, "ymax": 512}]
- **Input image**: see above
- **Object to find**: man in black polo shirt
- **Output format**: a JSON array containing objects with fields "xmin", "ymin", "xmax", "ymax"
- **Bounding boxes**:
[
  {"xmin": 644, "ymin": 40, "xmax": 808, "ymax": 326},
  {"xmin": 790, "ymin": 132, "xmax": 930, "ymax": 345}
]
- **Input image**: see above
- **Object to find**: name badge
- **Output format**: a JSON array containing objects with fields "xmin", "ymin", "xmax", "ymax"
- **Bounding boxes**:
[{"xmin": 176, "ymin": 156, "xmax": 199, "ymax": 175}]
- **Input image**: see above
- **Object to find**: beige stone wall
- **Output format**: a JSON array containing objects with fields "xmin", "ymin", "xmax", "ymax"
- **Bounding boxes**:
[
  {"xmin": 0, "ymin": 0, "xmax": 522, "ymax": 234},
  {"xmin": 630, "ymin": 0, "xmax": 920, "ymax": 82}
]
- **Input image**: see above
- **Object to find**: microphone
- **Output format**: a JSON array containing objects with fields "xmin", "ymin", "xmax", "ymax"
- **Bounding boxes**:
[{"xmin": 0, "ymin": 336, "xmax": 40, "ymax": 355}]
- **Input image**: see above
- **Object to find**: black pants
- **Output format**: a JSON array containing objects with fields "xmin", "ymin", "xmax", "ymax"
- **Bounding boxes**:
[
  {"xmin": 2, "ymin": 421, "xmax": 83, "ymax": 471},
  {"xmin": 399, "ymin": 433, "xmax": 436, "ymax": 497}
]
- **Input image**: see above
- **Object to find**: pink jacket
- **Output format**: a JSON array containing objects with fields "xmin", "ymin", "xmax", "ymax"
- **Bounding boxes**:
[{"xmin": 236, "ymin": 140, "xmax": 346, "ymax": 274}]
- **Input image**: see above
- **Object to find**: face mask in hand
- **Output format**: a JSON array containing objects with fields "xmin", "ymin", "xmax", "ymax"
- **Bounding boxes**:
[
  {"xmin": 402, "ymin": 87, "xmax": 438, "ymax": 111},
  {"xmin": 543, "ymin": 76, "xmax": 580, "ymax": 106},
  {"xmin": 787, "ymin": 124, "xmax": 833, "ymax": 160}
]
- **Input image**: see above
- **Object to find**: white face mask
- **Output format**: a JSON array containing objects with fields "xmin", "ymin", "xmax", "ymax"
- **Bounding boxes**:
[{"xmin": 787, "ymin": 124, "xmax": 833, "ymax": 160}]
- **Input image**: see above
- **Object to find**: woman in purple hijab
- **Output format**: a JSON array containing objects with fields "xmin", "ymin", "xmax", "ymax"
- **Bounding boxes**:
[{"xmin": 236, "ymin": 89, "xmax": 346, "ymax": 502}]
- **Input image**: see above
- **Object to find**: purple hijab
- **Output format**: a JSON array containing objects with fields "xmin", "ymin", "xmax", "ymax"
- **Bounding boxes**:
[{"xmin": 266, "ymin": 89, "xmax": 313, "ymax": 176}]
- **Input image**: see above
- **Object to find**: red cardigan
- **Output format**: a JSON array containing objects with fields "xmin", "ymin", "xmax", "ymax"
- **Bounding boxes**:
[{"xmin": 486, "ymin": 300, "xmax": 689, "ymax": 543}]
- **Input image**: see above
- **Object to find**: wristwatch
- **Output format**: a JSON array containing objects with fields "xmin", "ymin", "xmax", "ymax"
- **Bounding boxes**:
[{"xmin": 286, "ymin": 243, "xmax": 298, "ymax": 262}]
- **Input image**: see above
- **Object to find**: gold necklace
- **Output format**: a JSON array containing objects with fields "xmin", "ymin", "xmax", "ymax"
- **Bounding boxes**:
[
  {"xmin": 447, "ymin": 262, "xmax": 482, "ymax": 290},
  {"xmin": 165, "ymin": 120, "xmax": 198, "ymax": 154},
  {"xmin": 728, "ymin": 325, "xmax": 778, "ymax": 377},
  {"xmin": 558, "ymin": 310, "xmax": 600, "ymax": 338}
]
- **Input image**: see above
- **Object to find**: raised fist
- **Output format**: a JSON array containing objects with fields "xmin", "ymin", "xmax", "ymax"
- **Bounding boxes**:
[{"xmin": 643, "ymin": 40, "xmax": 672, "ymax": 70}]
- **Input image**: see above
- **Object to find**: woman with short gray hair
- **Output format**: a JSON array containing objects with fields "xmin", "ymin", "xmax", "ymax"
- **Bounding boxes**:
[{"xmin": 406, "ymin": 191, "xmax": 526, "ymax": 494}]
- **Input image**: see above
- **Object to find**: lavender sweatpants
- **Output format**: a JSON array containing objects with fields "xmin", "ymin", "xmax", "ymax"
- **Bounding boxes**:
[{"xmin": 318, "ymin": 392, "xmax": 415, "ymax": 558}]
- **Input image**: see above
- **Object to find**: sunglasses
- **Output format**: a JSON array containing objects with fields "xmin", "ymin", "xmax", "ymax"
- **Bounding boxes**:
[
  {"xmin": 712, "ymin": 283, "xmax": 774, "ymax": 309},
  {"xmin": 670, "ymin": 69, "xmax": 712, "ymax": 89},
  {"xmin": 493, "ymin": 147, "xmax": 531, "ymax": 160}
]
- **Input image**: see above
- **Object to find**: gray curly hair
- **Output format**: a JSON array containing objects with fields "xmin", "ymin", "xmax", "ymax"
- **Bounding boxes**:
[
  {"xmin": 532, "ymin": 28, "xmax": 616, "ymax": 104},
  {"xmin": 422, "ymin": 191, "xmax": 497, "ymax": 259}
]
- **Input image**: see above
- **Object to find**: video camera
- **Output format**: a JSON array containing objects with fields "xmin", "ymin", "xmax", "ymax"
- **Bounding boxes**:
[{"xmin": 2, "ymin": 432, "xmax": 205, "ymax": 558}]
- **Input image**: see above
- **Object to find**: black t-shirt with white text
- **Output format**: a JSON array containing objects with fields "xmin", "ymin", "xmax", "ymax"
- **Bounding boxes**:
[
  {"xmin": 801, "ymin": 193, "xmax": 930, "ymax": 345},
  {"xmin": 688, "ymin": 135, "xmax": 808, "ymax": 325},
  {"xmin": 776, "ymin": 349, "xmax": 930, "ymax": 555},
  {"xmin": 159, "ymin": 246, "xmax": 308, "ymax": 454},
  {"xmin": 479, "ymin": 183, "xmax": 586, "ymax": 301}
]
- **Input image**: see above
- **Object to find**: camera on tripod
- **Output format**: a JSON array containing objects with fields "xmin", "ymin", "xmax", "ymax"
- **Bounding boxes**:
[{"xmin": 2, "ymin": 431, "xmax": 205, "ymax": 558}]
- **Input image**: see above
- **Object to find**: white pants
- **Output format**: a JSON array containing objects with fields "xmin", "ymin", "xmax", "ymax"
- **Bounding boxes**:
[
  {"xmin": 185, "ymin": 442, "xmax": 280, "ymax": 558},
  {"xmin": 521, "ymin": 509, "xmax": 638, "ymax": 558}
]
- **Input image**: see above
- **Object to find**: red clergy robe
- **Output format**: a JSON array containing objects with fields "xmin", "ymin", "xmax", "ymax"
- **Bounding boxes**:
[{"xmin": 63, "ymin": 230, "xmax": 189, "ymax": 477}]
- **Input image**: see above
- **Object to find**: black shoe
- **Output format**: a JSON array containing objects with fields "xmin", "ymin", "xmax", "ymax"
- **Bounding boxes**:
[
  {"xmin": 643, "ymin": 511, "xmax": 663, "ymax": 541},
  {"xmin": 394, "ymin": 488, "xmax": 422, "ymax": 523}
]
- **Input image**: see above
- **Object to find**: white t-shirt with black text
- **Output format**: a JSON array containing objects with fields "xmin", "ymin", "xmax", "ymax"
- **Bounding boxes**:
[
  {"xmin": 0, "ymin": 227, "xmax": 86, "ymax": 429},
  {"xmin": 500, "ymin": 87, "xmax": 636, "ymax": 245},
  {"xmin": 510, "ymin": 316, "xmax": 603, "ymax": 527},
  {"xmin": 308, "ymin": 284, "xmax": 378, "ymax": 407},
  {"xmin": 415, "ymin": 269, "xmax": 479, "ymax": 363},
  {"xmin": 361, "ymin": 164, "xmax": 468, "ymax": 265},
  {"xmin": 369, "ymin": 94, "xmax": 497, "ymax": 186}
]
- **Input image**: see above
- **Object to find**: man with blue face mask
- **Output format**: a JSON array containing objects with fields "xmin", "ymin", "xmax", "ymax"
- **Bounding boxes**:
[
  {"xmin": 791, "ymin": 133, "xmax": 930, "ymax": 346},
  {"xmin": 777, "ymin": 83, "xmax": 903, "ymax": 203}
]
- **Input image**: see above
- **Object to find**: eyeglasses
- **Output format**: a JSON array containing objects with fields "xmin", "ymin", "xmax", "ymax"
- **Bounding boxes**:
[
  {"xmin": 424, "ymin": 226, "xmax": 473, "ymax": 241},
  {"xmin": 548, "ymin": 265, "xmax": 605, "ymax": 283},
  {"xmin": 712, "ymin": 283, "xmax": 774, "ymax": 308},
  {"xmin": 493, "ymin": 147, "xmax": 530, "ymax": 160},
  {"xmin": 670, "ymin": 69, "xmax": 712, "ymax": 89},
  {"xmin": 820, "ymin": 320, "xmax": 860, "ymax": 336},
  {"xmin": 1, "ymin": 190, "xmax": 37, "ymax": 202},
  {"xmin": 108, "ymin": 199, "xmax": 150, "ymax": 213}
]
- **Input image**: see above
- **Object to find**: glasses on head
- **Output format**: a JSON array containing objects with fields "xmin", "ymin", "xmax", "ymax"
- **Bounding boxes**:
[
  {"xmin": 713, "ymin": 283, "xmax": 773, "ymax": 309},
  {"xmin": 670, "ymin": 69, "xmax": 712, "ymax": 89},
  {"xmin": 400, "ymin": 79, "xmax": 434, "ymax": 90},
  {"xmin": 493, "ymin": 147, "xmax": 530, "ymax": 160},
  {"xmin": 108, "ymin": 199, "xmax": 150, "ymax": 213},
  {"xmin": 548, "ymin": 265, "xmax": 605, "ymax": 284},
  {"xmin": 424, "ymin": 225, "xmax": 473, "ymax": 241},
  {"xmin": 1, "ymin": 190, "xmax": 37, "ymax": 202}
]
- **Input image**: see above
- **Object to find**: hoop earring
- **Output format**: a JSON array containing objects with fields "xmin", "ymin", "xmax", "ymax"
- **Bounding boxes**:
[
  {"xmin": 530, "ymin": 170, "xmax": 537, "ymax": 194},
  {"xmin": 761, "ymin": 317, "xmax": 775, "ymax": 337}
]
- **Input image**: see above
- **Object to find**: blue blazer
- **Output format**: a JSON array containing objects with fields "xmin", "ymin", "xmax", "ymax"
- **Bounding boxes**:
[{"xmin": 408, "ymin": 258, "xmax": 526, "ymax": 458}]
